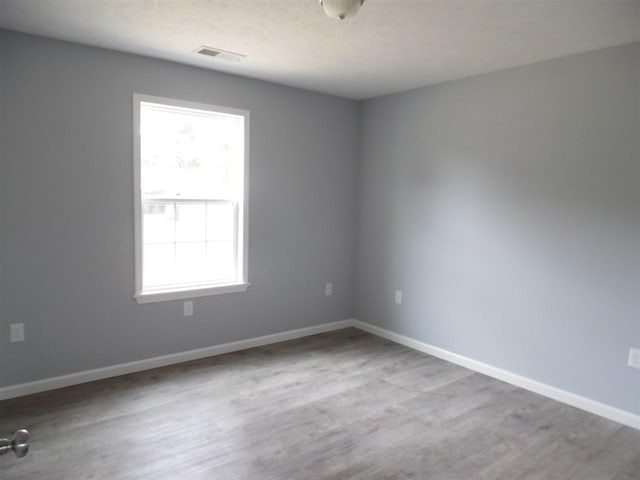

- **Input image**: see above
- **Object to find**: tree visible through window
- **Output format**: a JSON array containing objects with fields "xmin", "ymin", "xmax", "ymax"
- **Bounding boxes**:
[{"xmin": 134, "ymin": 95, "xmax": 249, "ymax": 302}]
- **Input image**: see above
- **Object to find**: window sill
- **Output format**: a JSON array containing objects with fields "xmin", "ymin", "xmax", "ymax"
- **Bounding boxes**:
[{"xmin": 135, "ymin": 282, "xmax": 249, "ymax": 304}]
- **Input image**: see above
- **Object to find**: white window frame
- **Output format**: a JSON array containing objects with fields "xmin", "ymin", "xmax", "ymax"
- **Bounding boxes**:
[{"xmin": 133, "ymin": 93, "xmax": 249, "ymax": 304}]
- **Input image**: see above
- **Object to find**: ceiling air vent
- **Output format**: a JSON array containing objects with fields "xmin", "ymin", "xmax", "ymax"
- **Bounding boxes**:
[{"xmin": 194, "ymin": 46, "xmax": 245, "ymax": 62}]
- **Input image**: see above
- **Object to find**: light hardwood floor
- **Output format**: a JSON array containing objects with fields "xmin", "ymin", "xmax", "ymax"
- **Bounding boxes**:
[{"xmin": 1, "ymin": 328, "xmax": 638, "ymax": 479}]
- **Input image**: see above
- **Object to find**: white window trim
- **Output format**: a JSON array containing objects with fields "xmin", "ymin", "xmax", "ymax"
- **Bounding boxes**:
[{"xmin": 133, "ymin": 93, "xmax": 250, "ymax": 304}]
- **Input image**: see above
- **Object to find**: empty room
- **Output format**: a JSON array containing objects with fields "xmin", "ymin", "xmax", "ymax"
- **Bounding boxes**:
[{"xmin": 0, "ymin": 0, "xmax": 639, "ymax": 478}]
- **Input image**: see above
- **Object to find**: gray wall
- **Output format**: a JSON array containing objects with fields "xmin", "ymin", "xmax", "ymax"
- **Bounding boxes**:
[
  {"xmin": 356, "ymin": 43, "xmax": 640, "ymax": 414},
  {"xmin": 1, "ymin": 29, "xmax": 638, "ymax": 418},
  {"xmin": 0, "ymin": 30, "xmax": 359, "ymax": 387}
]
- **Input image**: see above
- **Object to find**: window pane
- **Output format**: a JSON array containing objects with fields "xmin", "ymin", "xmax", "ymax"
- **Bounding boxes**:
[
  {"xmin": 140, "ymin": 106, "xmax": 243, "ymax": 200},
  {"xmin": 206, "ymin": 202, "xmax": 235, "ymax": 241},
  {"xmin": 175, "ymin": 242, "xmax": 208, "ymax": 284},
  {"xmin": 143, "ymin": 243, "xmax": 175, "ymax": 288},
  {"xmin": 206, "ymin": 241, "xmax": 236, "ymax": 281},
  {"xmin": 175, "ymin": 203, "xmax": 206, "ymax": 242},
  {"xmin": 143, "ymin": 202, "xmax": 175, "ymax": 244}
]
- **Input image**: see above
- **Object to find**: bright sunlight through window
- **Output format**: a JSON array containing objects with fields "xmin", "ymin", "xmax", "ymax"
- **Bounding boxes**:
[{"xmin": 133, "ymin": 95, "xmax": 249, "ymax": 303}]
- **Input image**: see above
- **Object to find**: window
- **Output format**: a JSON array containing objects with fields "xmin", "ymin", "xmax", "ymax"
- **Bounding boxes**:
[{"xmin": 133, "ymin": 94, "xmax": 249, "ymax": 303}]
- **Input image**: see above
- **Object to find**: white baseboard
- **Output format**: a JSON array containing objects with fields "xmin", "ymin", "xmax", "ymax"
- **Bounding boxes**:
[
  {"xmin": 3, "ymin": 318, "xmax": 637, "ymax": 431},
  {"xmin": 351, "ymin": 319, "xmax": 640, "ymax": 431},
  {"xmin": 0, "ymin": 319, "xmax": 353, "ymax": 401}
]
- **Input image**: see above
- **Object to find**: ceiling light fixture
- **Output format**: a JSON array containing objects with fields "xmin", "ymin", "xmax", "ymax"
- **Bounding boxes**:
[{"xmin": 319, "ymin": 0, "xmax": 365, "ymax": 20}]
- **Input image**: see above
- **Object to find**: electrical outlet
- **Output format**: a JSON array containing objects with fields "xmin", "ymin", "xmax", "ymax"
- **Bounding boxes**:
[
  {"xmin": 395, "ymin": 290, "xmax": 403, "ymax": 305},
  {"xmin": 628, "ymin": 348, "xmax": 640, "ymax": 370},
  {"xmin": 10, "ymin": 323, "xmax": 25, "ymax": 343},
  {"xmin": 325, "ymin": 283, "xmax": 333, "ymax": 296},
  {"xmin": 183, "ymin": 301, "xmax": 194, "ymax": 317}
]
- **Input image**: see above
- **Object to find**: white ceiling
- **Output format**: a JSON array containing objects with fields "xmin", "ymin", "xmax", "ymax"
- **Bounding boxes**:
[{"xmin": 0, "ymin": 0, "xmax": 638, "ymax": 100}]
